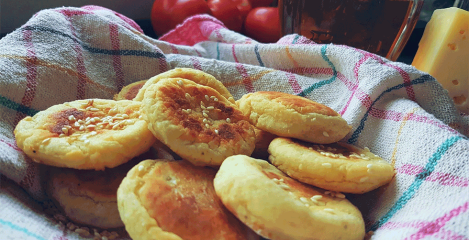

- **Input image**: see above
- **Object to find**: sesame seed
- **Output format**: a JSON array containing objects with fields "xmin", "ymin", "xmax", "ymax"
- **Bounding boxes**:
[
  {"xmin": 85, "ymin": 106, "xmax": 91, "ymax": 111},
  {"xmin": 90, "ymin": 131, "xmax": 97, "ymax": 136},
  {"xmin": 203, "ymin": 113, "xmax": 208, "ymax": 118},
  {"xmin": 226, "ymin": 118, "xmax": 231, "ymax": 123},
  {"xmin": 79, "ymin": 135, "xmax": 87, "ymax": 141},
  {"xmin": 59, "ymin": 133, "xmax": 65, "ymax": 138},
  {"xmin": 90, "ymin": 107, "xmax": 99, "ymax": 111},
  {"xmin": 73, "ymin": 122, "xmax": 80, "ymax": 128},
  {"xmin": 79, "ymin": 126, "xmax": 85, "ymax": 131},
  {"xmin": 214, "ymin": 129, "xmax": 219, "ymax": 134},
  {"xmin": 86, "ymin": 124, "xmax": 96, "ymax": 129},
  {"xmin": 207, "ymin": 106, "xmax": 214, "ymax": 110},
  {"xmin": 324, "ymin": 208, "xmax": 335, "ymax": 213},
  {"xmin": 201, "ymin": 105, "xmax": 206, "ymax": 110},
  {"xmin": 78, "ymin": 119, "xmax": 85, "ymax": 124},
  {"xmin": 312, "ymin": 117, "xmax": 316, "ymax": 121},
  {"xmin": 210, "ymin": 96, "xmax": 216, "ymax": 99},
  {"xmin": 185, "ymin": 93, "xmax": 191, "ymax": 100},
  {"xmin": 138, "ymin": 165, "xmax": 144, "ymax": 171},
  {"xmin": 200, "ymin": 101, "xmax": 205, "ymax": 107},
  {"xmin": 203, "ymin": 118, "xmax": 208, "ymax": 123},
  {"xmin": 336, "ymin": 193, "xmax": 346, "ymax": 198},
  {"xmin": 68, "ymin": 115, "xmax": 76, "ymax": 121},
  {"xmin": 186, "ymin": 109, "xmax": 192, "ymax": 113},
  {"xmin": 299, "ymin": 197, "xmax": 309, "ymax": 203},
  {"xmin": 323, "ymin": 131, "xmax": 329, "ymax": 137},
  {"xmin": 203, "ymin": 109, "xmax": 209, "ymax": 113},
  {"xmin": 177, "ymin": 80, "xmax": 183, "ymax": 86},
  {"xmin": 228, "ymin": 97, "xmax": 234, "ymax": 102},
  {"xmin": 113, "ymin": 116, "xmax": 124, "ymax": 120},
  {"xmin": 122, "ymin": 114, "xmax": 129, "ymax": 119},
  {"xmin": 42, "ymin": 138, "xmax": 51, "ymax": 144},
  {"xmin": 205, "ymin": 124, "xmax": 210, "ymax": 128},
  {"xmin": 84, "ymin": 139, "xmax": 90, "ymax": 144},
  {"xmin": 112, "ymin": 122, "xmax": 121, "ymax": 129},
  {"xmin": 279, "ymin": 184, "xmax": 290, "ymax": 190},
  {"xmin": 108, "ymin": 108, "xmax": 118, "ymax": 115},
  {"xmin": 272, "ymin": 178, "xmax": 279, "ymax": 182},
  {"xmin": 214, "ymin": 98, "xmax": 218, "ymax": 102},
  {"xmin": 126, "ymin": 120, "xmax": 133, "ymax": 124},
  {"xmin": 322, "ymin": 163, "xmax": 332, "ymax": 168},
  {"xmin": 288, "ymin": 192, "xmax": 294, "ymax": 196},
  {"xmin": 311, "ymin": 195, "xmax": 323, "ymax": 200},
  {"xmin": 62, "ymin": 127, "xmax": 68, "ymax": 134},
  {"xmin": 367, "ymin": 164, "xmax": 373, "ymax": 169},
  {"xmin": 205, "ymin": 95, "xmax": 209, "ymax": 101},
  {"xmin": 360, "ymin": 177, "xmax": 369, "ymax": 182}
]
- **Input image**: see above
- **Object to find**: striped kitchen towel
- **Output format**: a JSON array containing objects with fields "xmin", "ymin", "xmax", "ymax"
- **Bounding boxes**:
[{"xmin": 0, "ymin": 5, "xmax": 468, "ymax": 240}]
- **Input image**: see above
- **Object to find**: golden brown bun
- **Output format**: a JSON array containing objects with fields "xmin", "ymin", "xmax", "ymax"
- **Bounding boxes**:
[
  {"xmin": 14, "ymin": 99, "xmax": 156, "ymax": 170},
  {"xmin": 134, "ymin": 68, "xmax": 235, "ymax": 104},
  {"xmin": 46, "ymin": 151, "xmax": 156, "ymax": 229},
  {"xmin": 268, "ymin": 137, "xmax": 395, "ymax": 194},
  {"xmin": 117, "ymin": 159, "xmax": 259, "ymax": 240},
  {"xmin": 114, "ymin": 80, "xmax": 147, "ymax": 100},
  {"xmin": 237, "ymin": 91, "xmax": 351, "ymax": 144},
  {"xmin": 214, "ymin": 155, "xmax": 365, "ymax": 240},
  {"xmin": 142, "ymin": 78, "xmax": 255, "ymax": 167}
]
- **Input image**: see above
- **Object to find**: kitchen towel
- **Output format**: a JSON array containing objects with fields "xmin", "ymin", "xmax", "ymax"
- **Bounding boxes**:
[{"xmin": 0, "ymin": 5, "xmax": 468, "ymax": 240}]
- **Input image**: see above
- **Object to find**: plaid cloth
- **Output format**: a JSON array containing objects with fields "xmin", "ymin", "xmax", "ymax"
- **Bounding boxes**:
[{"xmin": 1, "ymin": 5, "xmax": 468, "ymax": 240}]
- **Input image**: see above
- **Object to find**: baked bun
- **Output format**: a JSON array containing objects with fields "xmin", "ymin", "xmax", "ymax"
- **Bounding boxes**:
[
  {"xmin": 142, "ymin": 78, "xmax": 255, "ymax": 167},
  {"xmin": 268, "ymin": 137, "xmax": 395, "ymax": 194},
  {"xmin": 14, "ymin": 99, "xmax": 156, "ymax": 170},
  {"xmin": 251, "ymin": 127, "xmax": 276, "ymax": 160},
  {"xmin": 46, "ymin": 150, "xmax": 156, "ymax": 229},
  {"xmin": 114, "ymin": 80, "xmax": 147, "ymax": 100},
  {"xmin": 134, "ymin": 68, "xmax": 235, "ymax": 104},
  {"xmin": 237, "ymin": 91, "xmax": 351, "ymax": 144},
  {"xmin": 214, "ymin": 155, "xmax": 365, "ymax": 240},
  {"xmin": 117, "ymin": 159, "xmax": 259, "ymax": 240}
]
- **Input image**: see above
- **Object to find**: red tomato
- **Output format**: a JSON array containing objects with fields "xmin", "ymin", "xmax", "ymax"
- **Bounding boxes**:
[
  {"xmin": 244, "ymin": 7, "xmax": 281, "ymax": 43},
  {"xmin": 249, "ymin": 0, "xmax": 274, "ymax": 8},
  {"xmin": 151, "ymin": 0, "xmax": 210, "ymax": 36},
  {"xmin": 207, "ymin": 0, "xmax": 252, "ymax": 32}
]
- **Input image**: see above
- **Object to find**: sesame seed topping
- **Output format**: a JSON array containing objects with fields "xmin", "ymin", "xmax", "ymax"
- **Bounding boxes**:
[
  {"xmin": 203, "ymin": 113, "xmax": 208, "ymax": 118},
  {"xmin": 62, "ymin": 127, "xmax": 69, "ymax": 134},
  {"xmin": 323, "ymin": 131, "xmax": 329, "ymax": 137},
  {"xmin": 185, "ymin": 93, "xmax": 191, "ymax": 100},
  {"xmin": 201, "ymin": 105, "xmax": 206, "ymax": 110},
  {"xmin": 90, "ymin": 131, "xmax": 97, "ymax": 136},
  {"xmin": 367, "ymin": 164, "xmax": 373, "ymax": 169},
  {"xmin": 122, "ymin": 114, "xmax": 129, "ymax": 119},
  {"xmin": 42, "ymin": 138, "xmax": 51, "ymax": 144},
  {"xmin": 299, "ymin": 197, "xmax": 309, "ymax": 203},
  {"xmin": 207, "ymin": 106, "xmax": 214, "ymax": 110},
  {"xmin": 360, "ymin": 177, "xmax": 369, "ymax": 182},
  {"xmin": 226, "ymin": 118, "xmax": 231, "ymax": 123},
  {"xmin": 200, "ymin": 101, "xmax": 205, "ymax": 107},
  {"xmin": 85, "ymin": 106, "xmax": 91, "ymax": 111},
  {"xmin": 138, "ymin": 165, "xmax": 144, "ymax": 171},
  {"xmin": 210, "ymin": 96, "xmax": 216, "ymax": 99},
  {"xmin": 205, "ymin": 124, "xmax": 210, "ymax": 128},
  {"xmin": 205, "ymin": 95, "xmax": 209, "ymax": 101},
  {"xmin": 214, "ymin": 129, "xmax": 219, "ymax": 134},
  {"xmin": 86, "ymin": 124, "xmax": 96, "ymax": 129},
  {"xmin": 214, "ymin": 98, "xmax": 218, "ymax": 102},
  {"xmin": 228, "ymin": 97, "xmax": 234, "ymax": 102},
  {"xmin": 79, "ymin": 126, "xmax": 85, "ymax": 131},
  {"xmin": 311, "ymin": 195, "xmax": 323, "ymax": 200},
  {"xmin": 279, "ymin": 184, "xmax": 290, "ymax": 190},
  {"xmin": 59, "ymin": 133, "xmax": 65, "ymax": 138},
  {"xmin": 324, "ymin": 208, "xmax": 335, "ymax": 213},
  {"xmin": 203, "ymin": 118, "xmax": 208, "ymax": 123},
  {"xmin": 84, "ymin": 139, "xmax": 90, "ymax": 144},
  {"xmin": 336, "ymin": 193, "xmax": 346, "ymax": 198},
  {"xmin": 312, "ymin": 117, "xmax": 316, "ymax": 121},
  {"xmin": 89, "ymin": 107, "xmax": 100, "ymax": 111},
  {"xmin": 203, "ymin": 109, "xmax": 209, "ymax": 113},
  {"xmin": 177, "ymin": 80, "xmax": 183, "ymax": 86},
  {"xmin": 322, "ymin": 163, "xmax": 332, "ymax": 168},
  {"xmin": 68, "ymin": 115, "xmax": 76, "ymax": 121}
]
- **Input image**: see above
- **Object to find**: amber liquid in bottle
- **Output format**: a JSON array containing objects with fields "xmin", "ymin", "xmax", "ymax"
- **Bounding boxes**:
[{"xmin": 281, "ymin": 0, "xmax": 422, "ymax": 59}]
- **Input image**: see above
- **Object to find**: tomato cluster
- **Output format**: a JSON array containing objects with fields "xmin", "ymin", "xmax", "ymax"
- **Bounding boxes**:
[{"xmin": 151, "ymin": 0, "xmax": 281, "ymax": 43}]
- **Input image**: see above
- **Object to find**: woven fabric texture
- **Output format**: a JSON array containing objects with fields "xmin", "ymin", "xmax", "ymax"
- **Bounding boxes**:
[{"xmin": 0, "ymin": 5, "xmax": 468, "ymax": 240}]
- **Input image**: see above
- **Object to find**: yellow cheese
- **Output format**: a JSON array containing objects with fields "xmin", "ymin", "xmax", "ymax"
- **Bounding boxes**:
[{"xmin": 412, "ymin": 7, "xmax": 469, "ymax": 113}]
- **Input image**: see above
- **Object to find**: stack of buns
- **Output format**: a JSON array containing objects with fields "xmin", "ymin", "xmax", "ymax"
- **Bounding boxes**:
[{"xmin": 14, "ymin": 68, "xmax": 395, "ymax": 240}]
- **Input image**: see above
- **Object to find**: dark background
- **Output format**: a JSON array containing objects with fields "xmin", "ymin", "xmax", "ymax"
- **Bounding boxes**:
[{"xmin": 0, "ymin": 0, "xmax": 458, "ymax": 64}]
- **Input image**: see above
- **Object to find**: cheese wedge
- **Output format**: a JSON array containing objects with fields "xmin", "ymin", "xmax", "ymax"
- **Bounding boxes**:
[{"xmin": 412, "ymin": 7, "xmax": 469, "ymax": 113}]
